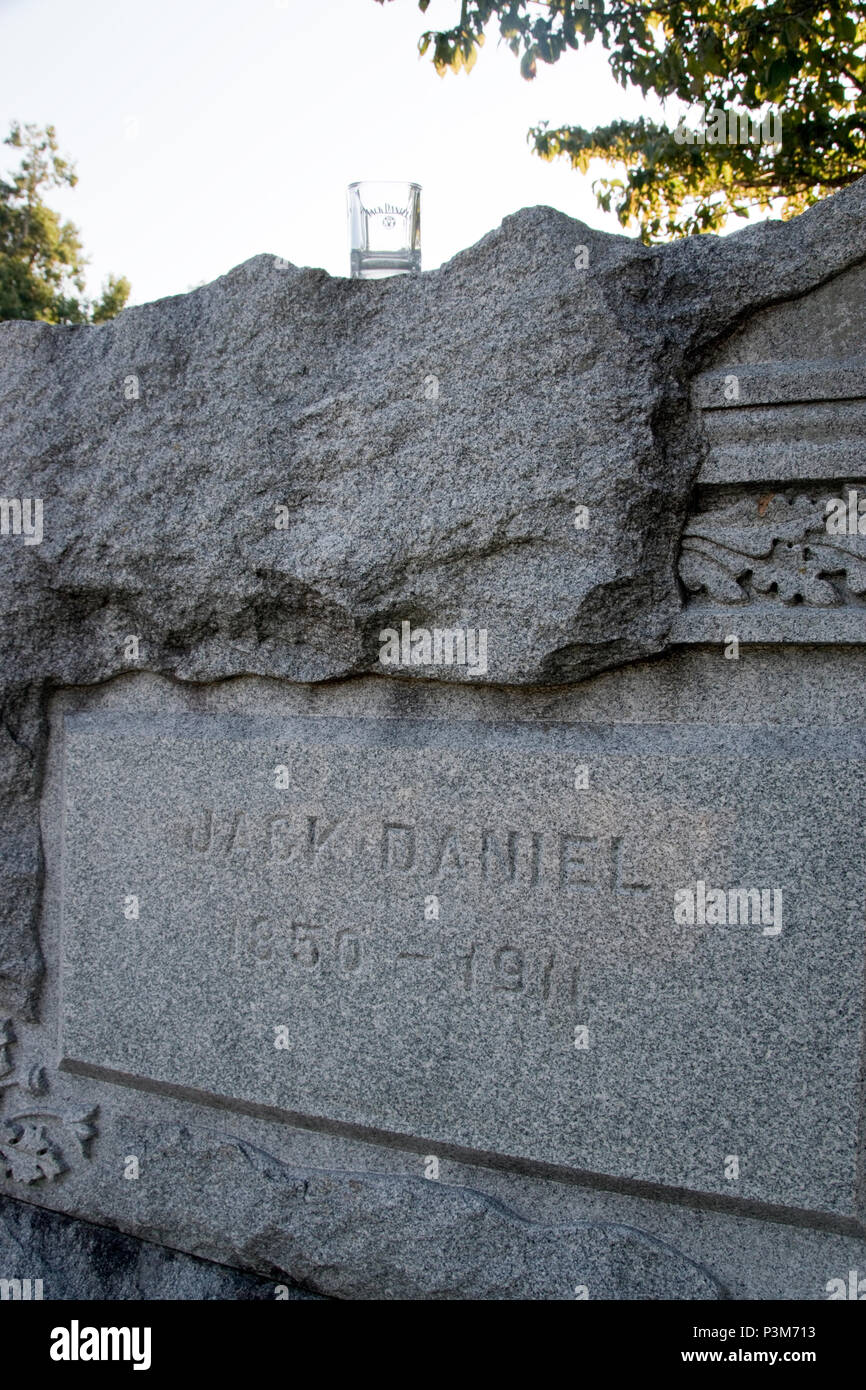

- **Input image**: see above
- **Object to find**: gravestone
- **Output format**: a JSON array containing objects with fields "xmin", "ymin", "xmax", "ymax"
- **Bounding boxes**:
[{"xmin": 2, "ymin": 179, "xmax": 866, "ymax": 1299}]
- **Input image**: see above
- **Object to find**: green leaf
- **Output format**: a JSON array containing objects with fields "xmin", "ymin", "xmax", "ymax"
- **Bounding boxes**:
[{"xmin": 399, "ymin": 0, "xmax": 866, "ymax": 242}]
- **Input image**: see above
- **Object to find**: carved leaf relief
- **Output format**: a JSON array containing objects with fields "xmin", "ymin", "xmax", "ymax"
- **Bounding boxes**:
[
  {"xmin": 679, "ymin": 490, "xmax": 866, "ymax": 606},
  {"xmin": 0, "ymin": 1018, "xmax": 98, "ymax": 1184}
]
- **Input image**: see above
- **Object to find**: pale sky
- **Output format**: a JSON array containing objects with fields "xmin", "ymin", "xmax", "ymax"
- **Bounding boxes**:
[{"xmin": 1, "ymin": 0, "xmax": 695, "ymax": 306}]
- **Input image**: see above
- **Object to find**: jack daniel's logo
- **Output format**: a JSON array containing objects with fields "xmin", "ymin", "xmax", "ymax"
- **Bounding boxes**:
[{"xmin": 363, "ymin": 202, "xmax": 407, "ymax": 219}]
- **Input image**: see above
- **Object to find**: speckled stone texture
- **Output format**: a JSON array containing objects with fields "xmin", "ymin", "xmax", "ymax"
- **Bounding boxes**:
[
  {"xmin": 0, "ymin": 1194, "xmax": 320, "ymax": 1299},
  {"xmin": 58, "ymin": 712, "xmax": 865, "ymax": 1221},
  {"xmin": 3, "ymin": 181, "xmax": 866, "ymax": 1301},
  {"xmin": 4, "ymin": 179, "xmax": 866, "ymax": 1014}
]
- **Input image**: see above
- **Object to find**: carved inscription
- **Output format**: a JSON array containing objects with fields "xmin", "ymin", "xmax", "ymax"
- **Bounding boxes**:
[
  {"xmin": 179, "ymin": 807, "xmax": 649, "ymax": 1018},
  {"xmin": 178, "ymin": 807, "xmax": 650, "ymax": 898},
  {"xmin": 59, "ymin": 714, "xmax": 866, "ymax": 1217},
  {"xmin": 234, "ymin": 915, "xmax": 581, "ymax": 1012}
]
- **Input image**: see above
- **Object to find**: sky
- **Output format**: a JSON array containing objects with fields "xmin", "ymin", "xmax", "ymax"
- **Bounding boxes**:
[{"xmin": 0, "ymin": 0, "xmax": 690, "ymax": 307}]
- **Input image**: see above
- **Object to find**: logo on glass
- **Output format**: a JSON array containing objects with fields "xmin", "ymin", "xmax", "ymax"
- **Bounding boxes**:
[{"xmin": 348, "ymin": 182, "xmax": 421, "ymax": 280}]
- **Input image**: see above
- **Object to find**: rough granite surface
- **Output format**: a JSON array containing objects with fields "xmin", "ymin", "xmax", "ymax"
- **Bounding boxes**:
[
  {"xmin": 3, "ymin": 180, "xmax": 866, "ymax": 1304},
  {"xmin": 0, "ymin": 1193, "xmax": 321, "ymax": 1299},
  {"xmin": 0, "ymin": 655, "xmax": 859, "ymax": 1300},
  {"xmin": 4, "ymin": 180, "xmax": 866, "ymax": 1013}
]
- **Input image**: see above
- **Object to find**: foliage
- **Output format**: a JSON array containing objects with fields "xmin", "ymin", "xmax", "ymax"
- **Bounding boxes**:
[
  {"xmin": 0, "ymin": 122, "xmax": 130, "ymax": 322},
  {"xmin": 378, "ymin": 2, "xmax": 866, "ymax": 240}
]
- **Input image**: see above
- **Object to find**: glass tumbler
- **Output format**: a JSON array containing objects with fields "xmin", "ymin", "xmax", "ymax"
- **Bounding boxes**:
[{"xmin": 348, "ymin": 181, "xmax": 421, "ymax": 279}]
